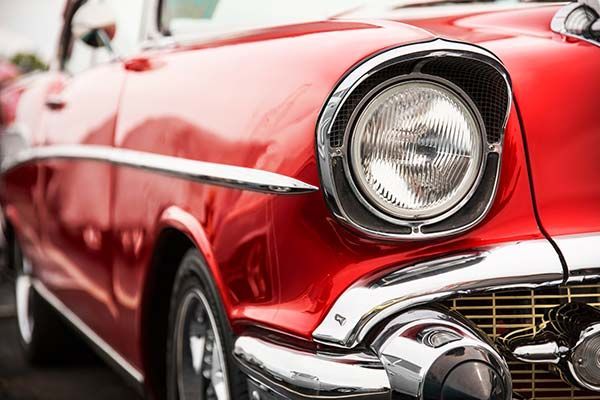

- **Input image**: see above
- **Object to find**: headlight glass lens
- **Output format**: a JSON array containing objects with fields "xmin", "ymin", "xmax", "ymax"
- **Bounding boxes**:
[{"xmin": 350, "ymin": 80, "xmax": 483, "ymax": 220}]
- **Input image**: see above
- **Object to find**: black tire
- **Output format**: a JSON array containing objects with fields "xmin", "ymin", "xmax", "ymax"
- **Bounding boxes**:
[
  {"xmin": 1, "ymin": 222, "xmax": 15, "ymax": 284},
  {"xmin": 166, "ymin": 249, "xmax": 247, "ymax": 400},
  {"xmin": 12, "ymin": 237, "xmax": 77, "ymax": 365}
]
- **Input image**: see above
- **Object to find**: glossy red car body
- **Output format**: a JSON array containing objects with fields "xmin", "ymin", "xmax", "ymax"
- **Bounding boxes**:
[{"xmin": 2, "ymin": 0, "xmax": 600, "ymax": 396}]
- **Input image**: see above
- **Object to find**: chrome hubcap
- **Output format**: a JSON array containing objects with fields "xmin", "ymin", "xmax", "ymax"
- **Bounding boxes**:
[
  {"xmin": 15, "ymin": 258, "xmax": 34, "ymax": 344},
  {"xmin": 176, "ymin": 288, "xmax": 230, "ymax": 400}
]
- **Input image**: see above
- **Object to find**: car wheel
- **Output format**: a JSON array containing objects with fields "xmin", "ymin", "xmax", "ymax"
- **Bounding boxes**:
[
  {"xmin": 166, "ymin": 249, "xmax": 247, "ymax": 400},
  {"xmin": 13, "ymin": 238, "xmax": 73, "ymax": 364}
]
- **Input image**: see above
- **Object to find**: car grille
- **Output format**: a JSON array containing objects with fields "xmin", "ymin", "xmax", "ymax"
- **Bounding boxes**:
[{"xmin": 444, "ymin": 284, "xmax": 600, "ymax": 400}]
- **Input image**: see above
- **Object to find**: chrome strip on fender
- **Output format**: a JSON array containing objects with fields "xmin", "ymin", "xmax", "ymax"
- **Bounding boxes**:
[
  {"xmin": 32, "ymin": 280, "xmax": 145, "ymax": 383},
  {"xmin": 312, "ymin": 239, "xmax": 565, "ymax": 348},
  {"xmin": 1, "ymin": 144, "xmax": 318, "ymax": 195}
]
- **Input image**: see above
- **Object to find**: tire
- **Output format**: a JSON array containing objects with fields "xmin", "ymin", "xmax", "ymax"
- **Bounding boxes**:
[
  {"xmin": 13, "ymin": 237, "xmax": 76, "ymax": 364},
  {"xmin": 166, "ymin": 249, "xmax": 247, "ymax": 400}
]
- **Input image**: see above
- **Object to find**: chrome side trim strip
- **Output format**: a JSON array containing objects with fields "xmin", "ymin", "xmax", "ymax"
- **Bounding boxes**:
[
  {"xmin": 555, "ymin": 233, "xmax": 600, "ymax": 283},
  {"xmin": 1, "ymin": 144, "xmax": 318, "ymax": 195},
  {"xmin": 32, "ymin": 279, "xmax": 145, "ymax": 383},
  {"xmin": 234, "ymin": 336, "xmax": 390, "ymax": 398},
  {"xmin": 312, "ymin": 239, "xmax": 564, "ymax": 348}
]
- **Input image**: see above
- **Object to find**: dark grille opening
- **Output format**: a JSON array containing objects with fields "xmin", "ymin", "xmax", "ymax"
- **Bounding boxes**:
[{"xmin": 443, "ymin": 284, "xmax": 600, "ymax": 400}]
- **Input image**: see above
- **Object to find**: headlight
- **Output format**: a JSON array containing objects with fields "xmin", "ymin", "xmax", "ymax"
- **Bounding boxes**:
[{"xmin": 349, "ymin": 80, "xmax": 484, "ymax": 220}]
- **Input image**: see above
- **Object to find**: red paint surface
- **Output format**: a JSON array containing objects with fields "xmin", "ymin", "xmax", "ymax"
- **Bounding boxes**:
[
  {"xmin": 400, "ymin": 5, "xmax": 600, "ymax": 235},
  {"xmin": 1, "ymin": 3, "xmax": 595, "ymax": 384}
]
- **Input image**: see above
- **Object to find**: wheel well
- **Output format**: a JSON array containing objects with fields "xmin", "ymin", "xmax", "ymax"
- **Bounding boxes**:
[{"xmin": 141, "ymin": 228, "xmax": 195, "ymax": 400}]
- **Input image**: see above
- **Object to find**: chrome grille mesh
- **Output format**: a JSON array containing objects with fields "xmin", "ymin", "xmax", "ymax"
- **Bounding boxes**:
[{"xmin": 445, "ymin": 284, "xmax": 600, "ymax": 400}]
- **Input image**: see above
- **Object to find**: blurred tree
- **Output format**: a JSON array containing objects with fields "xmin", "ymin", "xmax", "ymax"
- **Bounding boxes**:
[{"xmin": 10, "ymin": 53, "xmax": 48, "ymax": 74}]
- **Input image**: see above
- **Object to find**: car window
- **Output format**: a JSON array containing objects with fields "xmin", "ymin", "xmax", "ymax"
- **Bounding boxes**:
[{"xmin": 63, "ymin": 0, "xmax": 145, "ymax": 75}]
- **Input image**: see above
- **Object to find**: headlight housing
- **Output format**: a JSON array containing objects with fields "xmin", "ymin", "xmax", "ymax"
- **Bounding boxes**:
[
  {"xmin": 348, "ymin": 80, "xmax": 484, "ymax": 221},
  {"xmin": 317, "ymin": 40, "xmax": 511, "ymax": 239}
]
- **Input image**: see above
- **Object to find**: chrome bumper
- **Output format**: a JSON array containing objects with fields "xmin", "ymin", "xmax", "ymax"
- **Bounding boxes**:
[
  {"xmin": 235, "ymin": 337, "xmax": 391, "ymax": 399},
  {"xmin": 234, "ymin": 236, "xmax": 600, "ymax": 399},
  {"xmin": 236, "ymin": 309, "xmax": 513, "ymax": 399}
]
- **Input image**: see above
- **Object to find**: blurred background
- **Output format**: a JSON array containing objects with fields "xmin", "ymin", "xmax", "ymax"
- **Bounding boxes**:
[{"xmin": 0, "ymin": 1, "xmax": 61, "ymax": 85}]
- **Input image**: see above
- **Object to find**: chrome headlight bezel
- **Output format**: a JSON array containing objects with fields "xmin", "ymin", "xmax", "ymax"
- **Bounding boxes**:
[
  {"xmin": 343, "ymin": 75, "xmax": 487, "ymax": 226},
  {"xmin": 316, "ymin": 39, "xmax": 511, "ymax": 240}
]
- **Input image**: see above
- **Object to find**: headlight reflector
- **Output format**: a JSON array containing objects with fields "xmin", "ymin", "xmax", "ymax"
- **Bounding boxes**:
[{"xmin": 350, "ymin": 80, "xmax": 484, "ymax": 220}]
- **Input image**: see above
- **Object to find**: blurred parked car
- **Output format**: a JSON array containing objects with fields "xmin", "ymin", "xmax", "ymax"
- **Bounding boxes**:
[{"xmin": 2, "ymin": 0, "xmax": 600, "ymax": 399}]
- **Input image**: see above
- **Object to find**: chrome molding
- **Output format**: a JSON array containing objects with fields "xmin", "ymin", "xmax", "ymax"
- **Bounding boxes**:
[
  {"xmin": 1, "ymin": 144, "xmax": 318, "ymax": 195},
  {"xmin": 316, "ymin": 38, "xmax": 512, "ymax": 240},
  {"xmin": 234, "ymin": 336, "xmax": 390, "ymax": 398},
  {"xmin": 555, "ymin": 233, "xmax": 600, "ymax": 283},
  {"xmin": 32, "ymin": 279, "xmax": 145, "ymax": 383},
  {"xmin": 313, "ymin": 239, "xmax": 564, "ymax": 348}
]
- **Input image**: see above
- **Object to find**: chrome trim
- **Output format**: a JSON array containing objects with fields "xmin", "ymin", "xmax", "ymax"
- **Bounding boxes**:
[
  {"xmin": 1, "ymin": 144, "xmax": 318, "ymax": 195},
  {"xmin": 32, "ymin": 279, "xmax": 145, "ymax": 383},
  {"xmin": 551, "ymin": 0, "xmax": 600, "ymax": 48},
  {"xmin": 316, "ymin": 38, "xmax": 512, "ymax": 239},
  {"xmin": 555, "ymin": 233, "xmax": 600, "ymax": 283},
  {"xmin": 371, "ymin": 308, "xmax": 512, "ymax": 400},
  {"xmin": 15, "ymin": 274, "xmax": 34, "ymax": 345},
  {"xmin": 510, "ymin": 341, "xmax": 568, "ymax": 365},
  {"xmin": 234, "ymin": 336, "xmax": 390, "ymax": 398},
  {"xmin": 312, "ymin": 239, "xmax": 564, "ymax": 348},
  {"xmin": 570, "ymin": 322, "xmax": 600, "ymax": 391}
]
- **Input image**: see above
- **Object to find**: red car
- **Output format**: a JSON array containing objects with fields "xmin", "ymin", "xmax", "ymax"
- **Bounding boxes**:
[{"xmin": 2, "ymin": 0, "xmax": 600, "ymax": 399}]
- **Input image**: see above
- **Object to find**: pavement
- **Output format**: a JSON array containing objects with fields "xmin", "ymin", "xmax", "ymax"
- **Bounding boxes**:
[{"xmin": 0, "ymin": 270, "xmax": 141, "ymax": 399}]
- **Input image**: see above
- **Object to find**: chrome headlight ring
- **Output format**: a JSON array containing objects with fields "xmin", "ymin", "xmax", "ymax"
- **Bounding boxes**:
[
  {"xmin": 316, "ymin": 39, "xmax": 512, "ymax": 240},
  {"xmin": 344, "ymin": 74, "xmax": 487, "ymax": 226}
]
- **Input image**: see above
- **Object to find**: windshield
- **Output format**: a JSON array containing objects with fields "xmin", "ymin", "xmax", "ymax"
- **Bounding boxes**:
[{"xmin": 160, "ymin": 0, "xmax": 548, "ymax": 37}]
